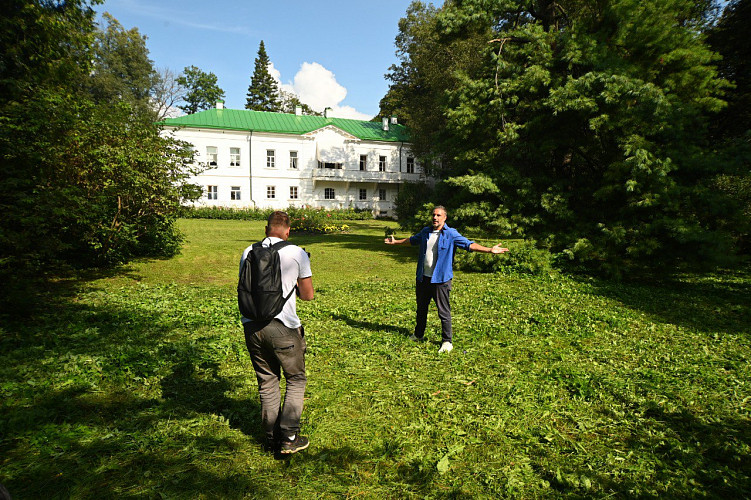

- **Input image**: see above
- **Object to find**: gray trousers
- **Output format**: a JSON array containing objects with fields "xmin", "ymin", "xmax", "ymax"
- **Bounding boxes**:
[
  {"xmin": 415, "ymin": 276, "xmax": 453, "ymax": 343},
  {"xmin": 244, "ymin": 319, "xmax": 307, "ymax": 441}
]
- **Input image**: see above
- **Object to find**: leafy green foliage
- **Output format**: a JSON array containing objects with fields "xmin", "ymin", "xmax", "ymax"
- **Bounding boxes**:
[
  {"xmin": 393, "ymin": 181, "xmax": 435, "ymax": 229},
  {"xmin": 386, "ymin": 0, "xmax": 746, "ymax": 276},
  {"xmin": 89, "ymin": 13, "xmax": 157, "ymax": 116},
  {"xmin": 707, "ymin": 0, "xmax": 751, "ymax": 138},
  {"xmin": 279, "ymin": 89, "xmax": 320, "ymax": 116},
  {"xmin": 245, "ymin": 41, "xmax": 281, "ymax": 112},
  {"xmin": 176, "ymin": 65, "xmax": 225, "ymax": 115},
  {"xmin": 181, "ymin": 205, "xmax": 372, "ymax": 222},
  {"xmin": 0, "ymin": 1, "xmax": 202, "ymax": 313},
  {"xmin": 1, "ymin": 219, "xmax": 749, "ymax": 498},
  {"xmin": 454, "ymin": 239, "xmax": 554, "ymax": 276}
]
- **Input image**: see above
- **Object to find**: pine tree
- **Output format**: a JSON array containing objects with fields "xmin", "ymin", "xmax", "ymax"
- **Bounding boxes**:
[
  {"xmin": 385, "ymin": 0, "xmax": 740, "ymax": 275},
  {"xmin": 246, "ymin": 41, "xmax": 281, "ymax": 112}
]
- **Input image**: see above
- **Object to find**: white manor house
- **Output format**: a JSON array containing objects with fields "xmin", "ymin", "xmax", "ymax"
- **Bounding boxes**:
[{"xmin": 161, "ymin": 103, "xmax": 426, "ymax": 217}]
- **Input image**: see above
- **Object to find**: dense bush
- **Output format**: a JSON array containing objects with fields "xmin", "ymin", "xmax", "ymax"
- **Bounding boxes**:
[
  {"xmin": 181, "ymin": 206, "xmax": 272, "ymax": 220},
  {"xmin": 289, "ymin": 209, "xmax": 349, "ymax": 234},
  {"xmin": 181, "ymin": 206, "xmax": 371, "ymax": 233},
  {"xmin": 382, "ymin": 0, "xmax": 746, "ymax": 277},
  {"xmin": 454, "ymin": 239, "xmax": 554, "ymax": 276}
]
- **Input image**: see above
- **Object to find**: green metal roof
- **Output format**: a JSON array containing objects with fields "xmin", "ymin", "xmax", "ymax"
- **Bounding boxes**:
[{"xmin": 160, "ymin": 108, "xmax": 410, "ymax": 142}]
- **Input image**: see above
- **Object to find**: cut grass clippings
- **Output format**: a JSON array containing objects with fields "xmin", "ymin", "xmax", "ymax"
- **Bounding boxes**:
[{"xmin": 1, "ymin": 219, "xmax": 749, "ymax": 498}]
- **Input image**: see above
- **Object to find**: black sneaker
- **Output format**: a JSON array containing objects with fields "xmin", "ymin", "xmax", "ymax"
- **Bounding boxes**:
[{"xmin": 280, "ymin": 434, "xmax": 309, "ymax": 454}]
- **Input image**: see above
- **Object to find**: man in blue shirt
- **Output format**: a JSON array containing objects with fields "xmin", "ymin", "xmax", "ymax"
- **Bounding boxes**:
[{"xmin": 385, "ymin": 206, "xmax": 508, "ymax": 353}]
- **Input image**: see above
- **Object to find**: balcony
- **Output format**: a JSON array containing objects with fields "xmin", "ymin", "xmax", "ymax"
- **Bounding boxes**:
[{"xmin": 311, "ymin": 168, "xmax": 422, "ymax": 184}]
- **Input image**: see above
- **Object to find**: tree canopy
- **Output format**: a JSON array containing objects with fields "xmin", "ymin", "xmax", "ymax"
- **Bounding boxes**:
[
  {"xmin": 177, "ymin": 65, "xmax": 225, "ymax": 115},
  {"xmin": 0, "ymin": 0, "xmax": 201, "ymax": 311},
  {"xmin": 89, "ymin": 13, "xmax": 158, "ymax": 115},
  {"xmin": 387, "ymin": 0, "xmax": 745, "ymax": 276}
]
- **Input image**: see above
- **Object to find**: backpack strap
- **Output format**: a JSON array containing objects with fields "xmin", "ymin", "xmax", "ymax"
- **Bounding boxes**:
[{"xmin": 269, "ymin": 239, "xmax": 298, "ymax": 300}]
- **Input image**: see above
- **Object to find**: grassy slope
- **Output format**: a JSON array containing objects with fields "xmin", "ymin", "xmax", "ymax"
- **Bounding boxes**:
[{"xmin": 1, "ymin": 219, "xmax": 750, "ymax": 498}]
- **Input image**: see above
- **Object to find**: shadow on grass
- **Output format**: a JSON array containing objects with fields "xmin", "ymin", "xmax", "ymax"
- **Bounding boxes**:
[
  {"xmin": 577, "ymin": 268, "xmax": 751, "ymax": 337},
  {"xmin": 290, "ymin": 231, "xmax": 419, "ymax": 266},
  {"xmin": 0, "ymin": 276, "xmax": 296, "ymax": 498},
  {"xmin": 527, "ymin": 377, "xmax": 751, "ymax": 498},
  {"xmin": 332, "ymin": 313, "xmax": 413, "ymax": 338}
]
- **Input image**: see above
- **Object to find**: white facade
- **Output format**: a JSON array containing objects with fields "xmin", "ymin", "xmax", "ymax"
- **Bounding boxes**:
[{"xmin": 164, "ymin": 120, "xmax": 424, "ymax": 217}]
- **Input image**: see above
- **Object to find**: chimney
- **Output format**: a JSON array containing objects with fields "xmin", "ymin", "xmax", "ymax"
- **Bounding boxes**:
[
  {"xmin": 324, "ymin": 107, "xmax": 332, "ymax": 118},
  {"xmin": 382, "ymin": 117, "xmax": 389, "ymax": 131},
  {"xmin": 295, "ymin": 105, "xmax": 302, "ymax": 116},
  {"xmin": 390, "ymin": 115, "xmax": 397, "ymax": 125},
  {"xmin": 216, "ymin": 100, "xmax": 224, "ymax": 110}
]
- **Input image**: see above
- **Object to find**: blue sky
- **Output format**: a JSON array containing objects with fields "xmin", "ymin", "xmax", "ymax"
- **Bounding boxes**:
[{"xmin": 95, "ymin": 0, "xmax": 422, "ymax": 119}]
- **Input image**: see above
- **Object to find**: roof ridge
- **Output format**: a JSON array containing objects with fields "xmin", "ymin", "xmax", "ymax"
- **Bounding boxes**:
[{"xmin": 160, "ymin": 108, "xmax": 409, "ymax": 143}]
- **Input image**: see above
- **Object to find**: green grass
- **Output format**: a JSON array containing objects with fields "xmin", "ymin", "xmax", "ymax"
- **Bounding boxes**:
[{"xmin": 1, "ymin": 219, "xmax": 750, "ymax": 498}]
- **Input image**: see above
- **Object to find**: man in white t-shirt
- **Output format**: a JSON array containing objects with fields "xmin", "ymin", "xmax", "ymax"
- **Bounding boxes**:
[{"xmin": 240, "ymin": 211, "xmax": 314, "ymax": 454}]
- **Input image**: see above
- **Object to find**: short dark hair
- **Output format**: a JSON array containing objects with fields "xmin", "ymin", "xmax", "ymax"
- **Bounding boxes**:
[
  {"xmin": 433, "ymin": 205, "xmax": 447, "ymax": 217},
  {"xmin": 267, "ymin": 211, "xmax": 290, "ymax": 228}
]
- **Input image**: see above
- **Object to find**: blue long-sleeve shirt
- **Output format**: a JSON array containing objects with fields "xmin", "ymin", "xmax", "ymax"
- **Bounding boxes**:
[{"xmin": 409, "ymin": 223, "xmax": 474, "ymax": 283}]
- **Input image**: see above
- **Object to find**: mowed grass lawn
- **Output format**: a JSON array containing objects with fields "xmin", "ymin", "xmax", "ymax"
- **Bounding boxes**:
[{"xmin": 1, "ymin": 219, "xmax": 750, "ymax": 498}]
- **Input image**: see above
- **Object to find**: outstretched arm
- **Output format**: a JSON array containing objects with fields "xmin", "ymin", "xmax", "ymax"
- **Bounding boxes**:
[
  {"xmin": 469, "ymin": 242, "xmax": 509, "ymax": 254},
  {"xmin": 384, "ymin": 237, "xmax": 411, "ymax": 245}
]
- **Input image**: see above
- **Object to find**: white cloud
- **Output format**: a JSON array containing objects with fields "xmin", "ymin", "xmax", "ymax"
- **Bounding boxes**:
[
  {"xmin": 270, "ymin": 61, "xmax": 372, "ymax": 121},
  {"xmin": 292, "ymin": 62, "xmax": 347, "ymax": 112},
  {"xmin": 328, "ymin": 105, "xmax": 371, "ymax": 121}
]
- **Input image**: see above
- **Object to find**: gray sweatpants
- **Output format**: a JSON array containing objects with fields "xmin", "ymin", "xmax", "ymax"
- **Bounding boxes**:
[{"xmin": 244, "ymin": 319, "xmax": 307, "ymax": 441}]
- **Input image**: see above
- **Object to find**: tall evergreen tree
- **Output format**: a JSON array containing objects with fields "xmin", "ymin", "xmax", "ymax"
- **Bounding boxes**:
[
  {"xmin": 707, "ymin": 0, "xmax": 751, "ymax": 138},
  {"xmin": 246, "ymin": 40, "xmax": 281, "ymax": 112},
  {"xmin": 706, "ymin": 0, "xmax": 751, "ymax": 253},
  {"xmin": 387, "ymin": 0, "xmax": 739, "ymax": 275}
]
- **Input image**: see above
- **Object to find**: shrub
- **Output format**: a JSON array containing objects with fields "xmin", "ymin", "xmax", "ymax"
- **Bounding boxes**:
[
  {"xmin": 288, "ymin": 207, "xmax": 350, "ymax": 234},
  {"xmin": 181, "ymin": 205, "xmax": 371, "ymax": 224},
  {"xmin": 454, "ymin": 240, "xmax": 554, "ymax": 276},
  {"xmin": 180, "ymin": 206, "xmax": 271, "ymax": 220}
]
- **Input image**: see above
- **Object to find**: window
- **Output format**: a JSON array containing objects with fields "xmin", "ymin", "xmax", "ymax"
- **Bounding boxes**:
[
  {"xmin": 379, "ymin": 189, "xmax": 387, "ymax": 201},
  {"xmin": 207, "ymin": 185, "xmax": 217, "ymax": 200},
  {"xmin": 359, "ymin": 155, "xmax": 367, "ymax": 171},
  {"xmin": 324, "ymin": 188, "xmax": 335, "ymax": 200},
  {"xmin": 266, "ymin": 150, "xmax": 275, "ymax": 168},
  {"xmin": 406, "ymin": 157, "xmax": 415, "ymax": 174},
  {"xmin": 206, "ymin": 146, "xmax": 217, "ymax": 166},
  {"xmin": 230, "ymin": 147, "xmax": 241, "ymax": 167},
  {"xmin": 379, "ymin": 156, "xmax": 386, "ymax": 172},
  {"xmin": 289, "ymin": 151, "xmax": 298, "ymax": 169},
  {"xmin": 231, "ymin": 186, "xmax": 241, "ymax": 200},
  {"xmin": 318, "ymin": 161, "xmax": 342, "ymax": 169},
  {"xmin": 359, "ymin": 188, "xmax": 367, "ymax": 201},
  {"xmin": 267, "ymin": 186, "xmax": 276, "ymax": 199},
  {"xmin": 290, "ymin": 186, "xmax": 298, "ymax": 199}
]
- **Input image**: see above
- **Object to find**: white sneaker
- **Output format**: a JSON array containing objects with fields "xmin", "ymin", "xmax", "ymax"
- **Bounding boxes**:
[{"xmin": 438, "ymin": 342, "xmax": 453, "ymax": 353}]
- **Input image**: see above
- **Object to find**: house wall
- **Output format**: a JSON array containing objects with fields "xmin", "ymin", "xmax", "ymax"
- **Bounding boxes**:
[{"xmin": 164, "ymin": 126, "xmax": 424, "ymax": 216}]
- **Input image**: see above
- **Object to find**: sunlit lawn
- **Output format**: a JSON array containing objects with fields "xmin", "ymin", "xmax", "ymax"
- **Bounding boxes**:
[{"xmin": 1, "ymin": 219, "xmax": 749, "ymax": 498}]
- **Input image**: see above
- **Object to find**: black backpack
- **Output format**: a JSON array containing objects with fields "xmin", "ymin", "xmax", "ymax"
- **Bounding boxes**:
[{"xmin": 238, "ymin": 238, "xmax": 297, "ymax": 321}]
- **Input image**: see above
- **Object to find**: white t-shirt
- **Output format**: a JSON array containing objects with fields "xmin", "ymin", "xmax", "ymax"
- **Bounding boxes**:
[
  {"xmin": 423, "ymin": 230, "xmax": 440, "ymax": 278},
  {"xmin": 239, "ymin": 237, "xmax": 312, "ymax": 328}
]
